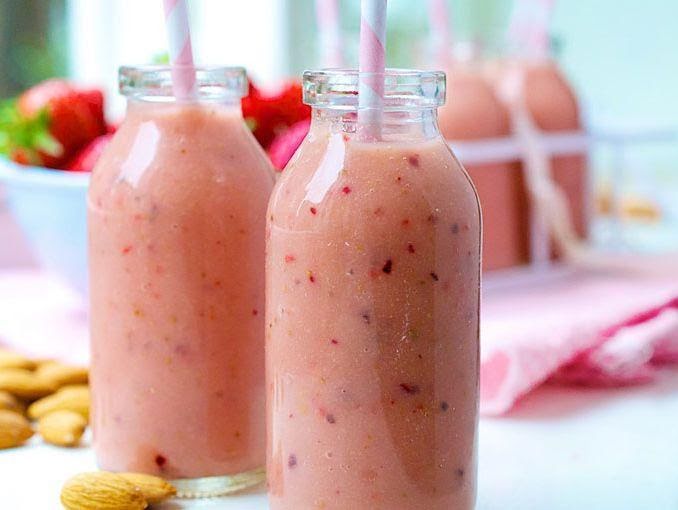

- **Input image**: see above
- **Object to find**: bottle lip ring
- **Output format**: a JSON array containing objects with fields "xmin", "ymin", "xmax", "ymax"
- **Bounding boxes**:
[
  {"xmin": 302, "ymin": 68, "xmax": 446, "ymax": 110},
  {"xmin": 119, "ymin": 65, "xmax": 248, "ymax": 101}
]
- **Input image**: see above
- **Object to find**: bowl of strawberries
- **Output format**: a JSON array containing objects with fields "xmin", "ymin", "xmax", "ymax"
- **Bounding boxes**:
[{"xmin": 0, "ymin": 80, "xmax": 112, "ymax": 293}]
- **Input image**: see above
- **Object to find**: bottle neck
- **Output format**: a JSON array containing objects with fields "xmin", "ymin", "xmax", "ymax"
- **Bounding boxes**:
[
  {"xmin": 125, "ymin": 97, "xmax": 242, "ymax": 117},
  {"xmin": 310, "ymin": 106, "xmax": 442, "ymax": 141}
]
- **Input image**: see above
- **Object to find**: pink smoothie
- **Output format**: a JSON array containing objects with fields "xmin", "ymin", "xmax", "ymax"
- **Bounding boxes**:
[
  {"xmin": 88, "ymin": 99, "xmax": 274, "ymax": 479},
  {"xmin": 439, "ymin": 61, "xmax": 530, "ymax": 270},
  {"xmin": 266, "ymin": 116, "xmax": 481, "ymax": 509}
]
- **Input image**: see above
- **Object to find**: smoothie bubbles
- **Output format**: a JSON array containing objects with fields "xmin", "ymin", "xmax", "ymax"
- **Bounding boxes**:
[
  {"xmin": 266, "ymin": 1, "xmax": 481, "ymax": 508},
  {"xmin": 87, "ymin": 0, "xmax": 274, "ymax": 497}
]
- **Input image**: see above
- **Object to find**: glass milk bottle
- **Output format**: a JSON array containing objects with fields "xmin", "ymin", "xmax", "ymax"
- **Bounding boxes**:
[
  {"xmin": 88, "ymin": 66, "xmax": 274, "ymax": 496},
  {"xmin": 266, "ymin": 69, "xmax": 481, "ymax": 510}
]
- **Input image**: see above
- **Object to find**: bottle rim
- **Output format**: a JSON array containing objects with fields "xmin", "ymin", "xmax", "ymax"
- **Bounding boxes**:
[
  {"xmin": 303, "ymin": 68, "xmax": 446, "ymax": 110},
  {"xmin": 119, "ymin": 65, "xmax": 248, "ymax": 101}
]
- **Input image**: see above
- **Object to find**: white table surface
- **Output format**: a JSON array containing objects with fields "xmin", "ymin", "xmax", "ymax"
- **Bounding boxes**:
[{"xmin": 2, "ymin": 370, "xmax": 677, "ymax": 510}]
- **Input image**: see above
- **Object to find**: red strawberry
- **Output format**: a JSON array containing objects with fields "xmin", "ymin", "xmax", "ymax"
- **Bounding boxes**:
[
  {"xmin": 65, "ymin": 133, "xmax": 114, "ymax": 172},
  {"xmin": 267, "ymin": 119, "xmax": 311, "ymax": 171},
  {"xmin": 18, "ymin": 80, "xmax": 107, "ymax": 167},
  {"xmin": 242, "ymin": 79, "xmax": 310, "ymax": 149}
]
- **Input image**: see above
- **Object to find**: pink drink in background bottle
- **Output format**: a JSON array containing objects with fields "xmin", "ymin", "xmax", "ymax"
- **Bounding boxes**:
[
  {"xmin": 438, "ymin": 49, "xmax": 530, "ymax": 271},
  {"xmin": 88, "ymin": 66, "xmax": 273, "ymax": 495},
  {"xmin": 522, "ymin": 59, "xmax": 588, "ymax": 244},
  {"xmin": 266, "ymin": 69, "xmax": 480, "ymax": 509}
]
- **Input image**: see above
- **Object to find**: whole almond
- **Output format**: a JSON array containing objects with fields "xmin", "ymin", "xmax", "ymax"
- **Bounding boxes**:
[
  {"xmin": 118, "ymin": 473, "xmax": 177, "ymax": 504},
  {"xmin": 36, "ymin": 361, "xmax": 88, "ymax": 388},
  {"xmin": 38, "ymin": 410, "xmax": 87, "ymax": 447},
  {"xmin": 0, "ymin": 409, "xmax": 34, "ymax": 449},
  {"xmin": 28, "ymin": 385, "xmax": 90, "ymax": 421},
  {"xmin": 61, "ymin": 472, "xmax": 148, "ymax": 510},
  {"xmin": 0, "ymin": 350, "xmax": 36, "ymax": 370},
  {"xmin": 0, "ymin": 368, "xmax": 56, "ymax": 400},
  {"xmin": 0, "ymin": 390, "xmax": 24, "ymax": 414}
]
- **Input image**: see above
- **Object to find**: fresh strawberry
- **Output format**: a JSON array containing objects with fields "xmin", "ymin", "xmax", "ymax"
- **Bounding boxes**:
[
  {"xmin": 65, "ymin": 133, "xmax": 114, "ymax": 172},
  {"xmin": 0, "ymin": 79, "xmax": 107, "ymax": 168},
  {"xmin": 267, "ymin": 119, "xmax": 310, "ymax": 171},
  {"xmin": 242, "ymin": 79, "xmax": 310, "ymax": 149}
]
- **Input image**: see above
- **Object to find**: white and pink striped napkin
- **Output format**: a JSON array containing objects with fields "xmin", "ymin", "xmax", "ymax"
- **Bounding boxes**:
[{"xmin": 481, "ymin": 270, "xmax": 678, "ymax": 415}]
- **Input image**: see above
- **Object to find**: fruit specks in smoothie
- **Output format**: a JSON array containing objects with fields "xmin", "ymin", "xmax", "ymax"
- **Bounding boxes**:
[
  {"xmin": 361, "ymin": 312, "xmax": 371, "ymax": 324},
  {"xmin": 310, "ymin": 207, "xmax": 317, "ymax": 215},
  {"xmin": 382, "ymin": 259, "xmax": 393, "ymax": 274},
  {"xmin": 133, "ymin": 308, "xmax": 144, "ymax": 318},
  {"xmin": 326, "ymin": 413, "xmax": 336, "ymax": 424},
  {"xmin": 457, "ymin": 468, "xmax": 465, "ymax": 478},
  {"xmin": 407, "ymin": 243, "xmax": 415, "ymax": 253},
  {"xmin": 396, "ymin": 176, "xmax": 402, "ymax": 183},
  {"xmin": 213, "ymin": 279, "xmax": 223, "ymax": 288},
  {"xmin": 373, "ymin": 207, "xmax": 384, "ymax": 217},
  {"xmin": 407, "ymin": 154, "xmax": 420, "ymax": 167},
  {"xmin": 399, "ymin": 383, "xmax": 420, "ymax": 395},
  {"xmin": 330, "ymin": 339, "xmax": 339, "ymax": 345},
  {"xmin": 252, "ymin": 309, "xmax": 259, "ymax": 316},
  {"xmin": 401, "ymin": 218, "xmax": 410, "ymax": 228},
  {"xmin": 285, "ymin": 254, "xmax": 296, "ymax": 263},
  {"xmin": 427, "ymin": 213, "xmax": 439, "ymax": 224},
  {"xmin": 155, "ymin": 454, "xmax": 167, "ymax": 469},
  {"xmin": 174, "ymin": 344, "xmax": 190, "ymax": 357},
  {"xmin": 430, "ymin": 272, "xmax": 439, "ymax": 281},
  {"xmin": 440, "ymin": 401, "xmax": 450, "ymax": 412},
  {"xmin": 288, "ymin": 454, "xmax": 298, "ymax": 468},
  {"xmin": 121, "ymin": 245, "xmax": 133, "ymax": 255},
  {"xmin": 341, "ymin": 186, "xmax": 352, "ymax": 194},
  {"xmin": 451, "ymin": 223, "xmax": 460, "ymax": 234},
  {"xmin": 308, "ymin": 271, "xmax": 316, "ymax": 283}
]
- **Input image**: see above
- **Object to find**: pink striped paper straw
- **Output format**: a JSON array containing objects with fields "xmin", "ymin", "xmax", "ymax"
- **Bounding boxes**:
[
  {"xmin": 530, "ymin": 0, "xmax": 556, "ymax": 58},
  {"xmin": 316, "ymin": 0, "xmax": 344, "ymax": 68},
  {"xmin": 358, "ymin": 0, "xmax": 388, "ymax": 140},
  {"xmin": 427, "ymin": 0, "xmax": 452, "ymax": 65},
  {"xmin": 508, "ymin": 0, "xmax": 555, "ymax": 59},
  {"xmin": 163, "ymin": 0, "xmax": 197, "ymax": 100}
]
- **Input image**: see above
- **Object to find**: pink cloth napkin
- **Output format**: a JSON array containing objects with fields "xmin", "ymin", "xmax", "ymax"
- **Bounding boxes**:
[{"xmin": 481, "ymin": 270, "xmax": 678, "ymax": 415}]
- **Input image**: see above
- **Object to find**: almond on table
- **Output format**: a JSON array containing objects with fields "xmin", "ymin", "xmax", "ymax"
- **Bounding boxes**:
[
  {"xmin": 0, "ymin": 390, "xmax": 24, "ymax": 414},
  {"xmin": 118, "ymin": 473, "xmax": 177, "ymax": 504},
  {"xmin": 0, "ymin": 349, "xmax": 36, "ymax": 370},
  {"xmin": 0, "ymin": 409, "xmax": 34, "ymax": 449},
  {"xmin": 35, "ymin": 361, "xmax": 89, "ymax": 388},
  {"xmin": 0, "ymin": 368, "xmax": 57, "ymax": 400},
  {"xmin": 61, "ymin": 472, "xmax": 148, "ymax": 510},
  {"xmin": 28, "ymin": 384, "xmax": 90, "ymax": 420},
  {"xmin": 38, "ymin": 410, "xmax": 87, "ymax": 447}
]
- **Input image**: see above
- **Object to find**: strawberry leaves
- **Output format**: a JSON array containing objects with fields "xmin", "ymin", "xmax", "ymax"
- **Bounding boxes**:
[{"xmin": 0, "ymin": 98, "xmax": 62, "ymax": 165}]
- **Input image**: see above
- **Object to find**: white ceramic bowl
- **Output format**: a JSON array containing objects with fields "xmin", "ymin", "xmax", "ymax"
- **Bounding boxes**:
[{"xmin": 0, "ymin": 157, "xmax": 89, "ymax": 293}]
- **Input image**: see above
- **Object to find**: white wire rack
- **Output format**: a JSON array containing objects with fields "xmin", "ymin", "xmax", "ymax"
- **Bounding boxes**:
[{"xmin": 448, "ymin": 126, "xmax": 678, "ymax": 290}]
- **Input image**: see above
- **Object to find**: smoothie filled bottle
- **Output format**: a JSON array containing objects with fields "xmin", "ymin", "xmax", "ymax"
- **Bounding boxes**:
[
  {"xmin": 438, "ymin": 52, "xmax": 529, "ymax": 270},
  {"xmin": 267, "ymin": 69, "xmax": 481, "ymax": 509},
  {"xmin": 88, "ymin": 66, "xmax": 274, "ymax": 495},
  {"xmin": 495, "ymin": 0, "xmax": 589, "ymax": 252}
]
